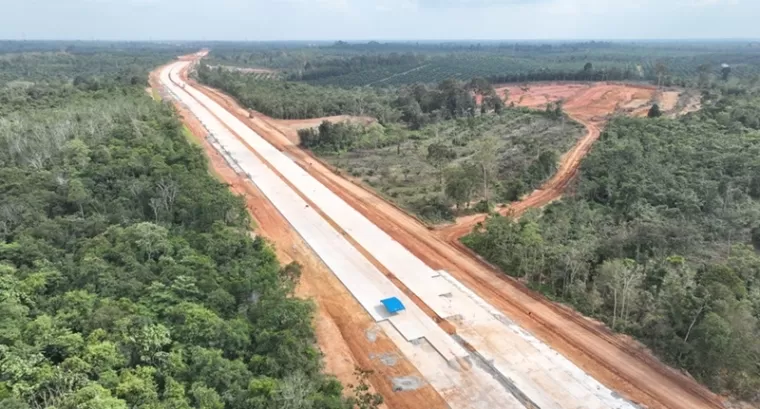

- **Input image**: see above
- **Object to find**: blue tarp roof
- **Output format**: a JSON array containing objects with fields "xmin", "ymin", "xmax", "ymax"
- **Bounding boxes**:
[{"xmin": 381, "ymin": 297, "xmax": 406, "ymax": 314}]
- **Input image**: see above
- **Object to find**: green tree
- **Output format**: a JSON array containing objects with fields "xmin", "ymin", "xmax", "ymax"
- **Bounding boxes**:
[
  {"xmin": 426, "ymin": 143, "xmax": 456, "ymax": 191},
  {"xmin": 473, "ymin": 136, "xmax": 499, "ymax": 203},
  {"xmin": 721, "ymin": 65, "xmax": 732, "ymax": 82},
  {"xmin": 697, "ymin": 64, "xmax": 711, "ymax": 88},
  {"xmin": 67, "ymin": 178, "xmax": 88, "ymax": 217},
  {"xmin": 647, "ymin": 104, "xmax": 662, "ymax": 118},
  {"xmin": 61, "ymin": 384, "xmax": 127, "ymax": 409},
  {"xmin": 655, "ymin": 62, "xmax": 668, "ymax": 88},
  {"xmin": 596, "ymin": 260, "xmax": 644, "ymax": 331},
  {"xmin": 445, "ymin": 164, "xmax": 477, "ymax": 210},
  {"xmin": 190, "ymin": 383, "xmax": 224, "ymax": 409}
]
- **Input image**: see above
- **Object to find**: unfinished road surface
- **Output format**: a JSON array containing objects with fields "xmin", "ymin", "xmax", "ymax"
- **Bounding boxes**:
[{"xmin": 159, "ymin": 58, "xmax": 646, "ymax": 409}]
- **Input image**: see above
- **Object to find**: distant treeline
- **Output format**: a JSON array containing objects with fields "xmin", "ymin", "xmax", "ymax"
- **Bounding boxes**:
[
  {"xmin": 288, "ymin": 53, "xmax": 425, "ymax": 82},
  {"xmin": 486, "ymin": 66, "xmax": 638, "ymax": 83},
  {"xmin": 207, "ymin": 41, "xmax": 760, "ymax": 88}
]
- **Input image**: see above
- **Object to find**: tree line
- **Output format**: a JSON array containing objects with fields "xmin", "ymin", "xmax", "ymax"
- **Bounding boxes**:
[
  {"xmin": 288, "ymin": 53, "xmax": 425, "ymax": 82},
  {"xmin": 205, "ymin": 42, "xmax": 760, "ymax": 88},
  {"xmin": 486, "ymin": 63, "xmax": 639, "ymax": 84}
]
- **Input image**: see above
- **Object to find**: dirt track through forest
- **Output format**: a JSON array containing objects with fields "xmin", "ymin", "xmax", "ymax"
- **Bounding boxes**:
[{"xmin": 166, "ymin": 57, "xmax": 723, "ymax": 409}]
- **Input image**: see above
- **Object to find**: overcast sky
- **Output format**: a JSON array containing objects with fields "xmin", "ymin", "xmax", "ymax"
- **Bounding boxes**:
[{"xmin": 2, "ymin": 0, "xmax": 758, "ymax": 41}]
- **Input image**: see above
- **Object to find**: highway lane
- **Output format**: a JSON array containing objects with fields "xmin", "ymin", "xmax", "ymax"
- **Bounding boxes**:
[{"xmin": 160, "ymin": 61, "xmax": 523, "ymax": 409}]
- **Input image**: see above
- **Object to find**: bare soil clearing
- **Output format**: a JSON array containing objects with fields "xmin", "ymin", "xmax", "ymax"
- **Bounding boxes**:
[
  {"xmin": 151, "ymin": 63, "xmax": 447, "ymax": 409},
  {"xmin": 659, "ymin": 90, "xmax": 681, "ymax": 112},
  {"xmin": 438, "ymin": 82, "xmax": 697, "ymax": 238},
  {"xmin": 184, "ymin": 69, "xmax": 723, "ymax": 409}
]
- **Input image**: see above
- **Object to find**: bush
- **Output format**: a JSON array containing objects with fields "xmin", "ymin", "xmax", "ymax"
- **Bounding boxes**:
[
  {"xmin": 412, "ymin": 195, "xmax": 454, "ymax": 222},
  {"xmin": 473, "ymin": 200, "xmax": 493, "ymax": 213}
]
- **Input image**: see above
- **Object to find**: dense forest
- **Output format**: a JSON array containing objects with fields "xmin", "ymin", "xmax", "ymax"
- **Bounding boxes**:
[
  {"xmin": 463, "ymin": 88, "xmax": 760, "ymax": 400},
  {"xmin": 0, "ymin": 43, "xmax": 195, "ymax": 86},
  {"xmin": 0, "ymin": 45, "xmax": 378, "ymax": 409}
]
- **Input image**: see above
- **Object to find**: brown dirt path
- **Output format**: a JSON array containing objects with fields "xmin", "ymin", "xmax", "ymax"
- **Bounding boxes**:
[
  {"xmin": 438, "ymin": 113, "xmax": 601, "ymax": 241},
  {"xmin": 151, "ymin": 62, "xmax": 448, "ymax": 409},
  {"xmin": 437, "ymin": 82, "xmax": 694, "ymax": 239},
  {"xmin": 184, "ymin": 69, "xmax": 724, "ymax": 409}
]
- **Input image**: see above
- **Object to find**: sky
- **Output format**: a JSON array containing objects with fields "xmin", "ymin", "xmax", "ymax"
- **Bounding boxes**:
[{"xmin": 1, "ymin": 0, "xmax": 759, "ymax": 41}]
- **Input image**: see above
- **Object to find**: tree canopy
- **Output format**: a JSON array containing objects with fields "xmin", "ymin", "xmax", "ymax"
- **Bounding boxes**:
[{"xmin": 0, "ymin": 49, "xmax": 379, "ymax": 409}]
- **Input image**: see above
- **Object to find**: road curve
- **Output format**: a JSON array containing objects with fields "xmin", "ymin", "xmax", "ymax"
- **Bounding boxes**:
[{"xmin": 437, "ymin": 112, "xmax": 600, "ymax": 241}]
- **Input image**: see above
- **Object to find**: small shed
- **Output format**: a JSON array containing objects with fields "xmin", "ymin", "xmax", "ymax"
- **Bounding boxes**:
[{"xmin": 381, "ymin": 297, "xmax": 406, "ymax": 314}]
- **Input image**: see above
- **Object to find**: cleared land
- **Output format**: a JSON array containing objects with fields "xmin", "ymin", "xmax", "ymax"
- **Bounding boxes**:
[
  {"xmin": 206, "ymin": 64, "xmax": 280, "ymax": 79},
  {"xmin": 177, "ymin": 58, "xmax": 724, "ymax": 409},
  {"xmin": 438, "ymin": 82, "xmax": 699, "ymax": 239}
]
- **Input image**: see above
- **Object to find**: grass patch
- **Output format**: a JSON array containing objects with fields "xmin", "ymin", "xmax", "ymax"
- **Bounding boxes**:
[
  {"xmin": 182, "ymin": 125, "xmax": 201, "ymax": 145},
  {"xmin": 181, "ymin": 125, "xmax": 225, "ymax": 181}
]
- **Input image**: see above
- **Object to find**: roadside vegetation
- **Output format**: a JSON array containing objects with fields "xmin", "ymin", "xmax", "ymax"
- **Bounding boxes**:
[
  {"xmin": 463, "ymin": 86, "xmax": 760, "ymax": 401},
  {"xmin": 312, "ymin": 109, "xmax": 582, "ymax": 222},
  {"xmin": 0, "ymin": 44, "xmax": 380, "ymax": 409}
]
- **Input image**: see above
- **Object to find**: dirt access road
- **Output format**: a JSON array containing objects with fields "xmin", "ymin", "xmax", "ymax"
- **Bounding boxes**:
[
  {"xmin": 438, "ymin": 82, "xmax": 692, "ymax": 240},
  {"xmin": 180, "ymin": 65, "xmax": 724, "ymax": 409}
]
